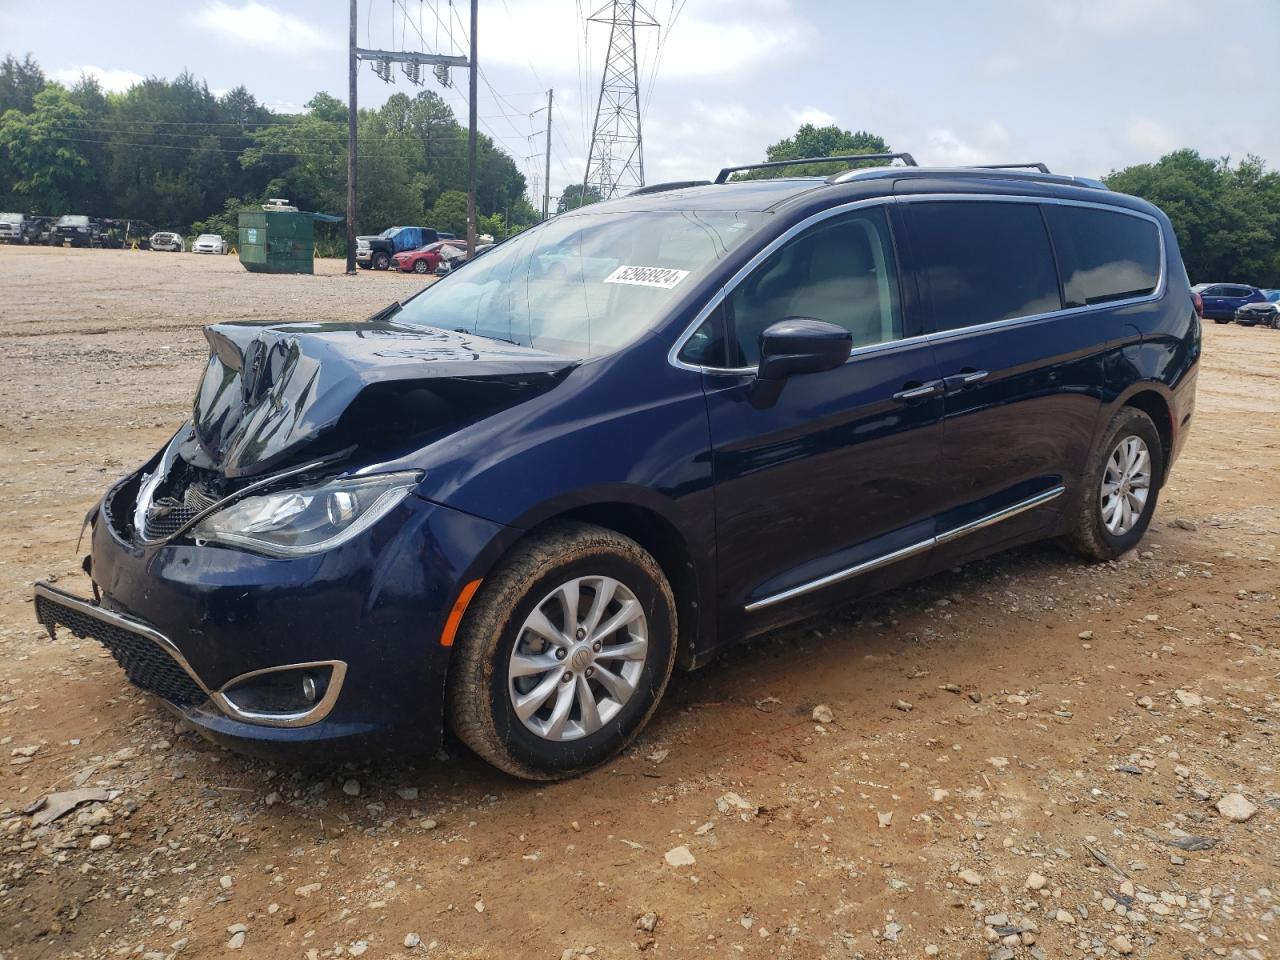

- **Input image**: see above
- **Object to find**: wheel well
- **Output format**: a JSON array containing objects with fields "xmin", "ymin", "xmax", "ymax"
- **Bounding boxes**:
[
  {"xmin": 529, "ymin": 504, "xmax": 701, "ymax": 670},
  {"xmin": 1123, "ymin": 390, "xmax": 1173, "ymax": 472}
]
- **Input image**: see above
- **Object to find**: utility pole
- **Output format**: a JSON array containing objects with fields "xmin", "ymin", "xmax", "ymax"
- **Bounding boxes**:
[
  {"xmin": 346, "ymin": 0, "xmax": 358, "ymax": 274},
  {"xmin": 542, "ymin": 88, "xmax": 553, "ymax": 220},
  {"xmin": 466, "ymin": 0, "xmax": 478, "ymax": 256},
  {"xmin": 346, "ymin": 4, "xmax": 469, "ymax": 271},
  {"xmin": 583, "ymin": 1, "xmax": 656, "ymax": 200}
]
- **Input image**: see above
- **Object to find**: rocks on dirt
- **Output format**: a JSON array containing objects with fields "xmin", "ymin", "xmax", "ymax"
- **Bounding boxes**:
[
  {"xmin": 715, "ymin": 792, "xmax": 758, "ymax": 819},
  {"xmin": 958, "ymin": 868, "xmax": 983, "ymax": 886},
  {"xmin": 664, "ymin": 845, "xmax": 695, "ymax": 867},
  {"xmin": 811, "ymin": 703, "xmax": 834, "ymax": 724},
  {"xmin": 1216, "ymin": 793, "xmax": 1257, "ymax": 822},
  {"xmin": 1174, "ymin": 689, "xmax": 1203, "ymax": 707}
]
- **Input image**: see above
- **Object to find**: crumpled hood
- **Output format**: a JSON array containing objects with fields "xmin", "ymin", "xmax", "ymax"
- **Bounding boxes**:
[{"xmin": 187, "ymin": 319, "xmax": 577, "ymax": 478}]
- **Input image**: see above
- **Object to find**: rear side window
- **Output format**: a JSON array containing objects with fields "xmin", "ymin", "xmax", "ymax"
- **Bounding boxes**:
[
  {"xmin": 908, "ymin": 201, "xmax": 1061, "ymax": 331},
  {"xmin": 1045, "ymin": 205, "xmax": 1161, "ymax": 306}
]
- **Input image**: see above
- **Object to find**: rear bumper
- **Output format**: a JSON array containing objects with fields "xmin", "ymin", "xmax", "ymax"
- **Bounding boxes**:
[{"xmin": 37, "ymin": 476, "xmax": 509, "ymax": 760}]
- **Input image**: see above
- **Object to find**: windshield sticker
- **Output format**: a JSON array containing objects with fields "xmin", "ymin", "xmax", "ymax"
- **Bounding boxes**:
[{"xmin": 603, "ymin": 265, "xmax": 690, "ymax": 289}]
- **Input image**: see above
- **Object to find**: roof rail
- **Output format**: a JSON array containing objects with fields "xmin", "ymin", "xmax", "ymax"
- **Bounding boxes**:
[
  {"xmin": 975, "ymin": 162, "xmax": 1051, "ymax": 174},
  {"xmin": 714, "ymin": 152, "xmax": 917, "ymax": 184},
  {"xmin": 628, "ymin": 180, "xmax": 713, "ymax": 196}
]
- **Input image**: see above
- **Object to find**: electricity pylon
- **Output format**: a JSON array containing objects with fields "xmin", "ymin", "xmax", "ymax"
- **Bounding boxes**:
[{"xmin": 582, "ymin": 1, "xmax": 657, "ymax": 201}]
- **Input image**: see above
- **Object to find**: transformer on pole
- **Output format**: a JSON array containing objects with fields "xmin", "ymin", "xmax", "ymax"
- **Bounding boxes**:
[{"xmin": 582, "ymin": 1, "xmax": 657, "ymax": 201}]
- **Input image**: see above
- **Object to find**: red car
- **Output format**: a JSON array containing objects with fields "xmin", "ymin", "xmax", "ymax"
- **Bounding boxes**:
[{"xmin": 393, "ymin": 240, "xmax": 467, "ymax": 274}]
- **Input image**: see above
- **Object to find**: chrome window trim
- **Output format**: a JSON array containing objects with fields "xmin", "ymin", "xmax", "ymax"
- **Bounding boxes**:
[
  {"xmin": 33, "ymin": 581, "xmax": 346, "ymax": 729},
  {"xmin": 743, "ymin": 484, "xmax": 1065, "ymax": 612},
  {"xmin": 668, "ymin": 194, "xmax": 1166, "ymax": 375}
]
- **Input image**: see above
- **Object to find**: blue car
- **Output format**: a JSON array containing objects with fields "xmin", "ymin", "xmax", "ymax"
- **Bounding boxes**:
[
  {"xmin": 36, "ymin": 156, "xmax": 1200, "ymax": 779},
  {"xmin": 1193, "ymin": 282, "xmax": 1266, "ymax": 322}
]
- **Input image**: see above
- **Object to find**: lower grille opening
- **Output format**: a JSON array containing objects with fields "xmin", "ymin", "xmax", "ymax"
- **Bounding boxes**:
[{"xmin": 36, "ymin": 593, "xmax": 207, "ymax": 708}]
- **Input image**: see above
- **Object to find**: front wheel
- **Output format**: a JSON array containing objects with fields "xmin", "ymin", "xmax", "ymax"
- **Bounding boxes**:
[
  {"xmin": 1213, "ymin": 318, "xmax": 1230, "ymax": 324},
  {"xmin": 373, "ymin": 252, "xmax": 390, "ymax": 270},
  {"xmin": 1063, "ymin": 407, "xmax": 1165, "ymax": 561},
  {"xmin": 447, "ymin": 522, "xmax": 677, "ymax": 780}
]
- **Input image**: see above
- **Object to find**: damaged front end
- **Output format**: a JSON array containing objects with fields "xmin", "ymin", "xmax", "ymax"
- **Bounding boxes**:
[
  {"xmin": 122, "ymin": 318, "xmax": 578, "ymax": 548},
  {"xmin": 34, "ymin": 318, "xmax": 574, "ymax": 757}
]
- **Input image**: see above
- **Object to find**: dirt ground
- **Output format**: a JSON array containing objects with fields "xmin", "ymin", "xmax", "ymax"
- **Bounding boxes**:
[{"xmin": 0, "ymin": 246, "xmax": 1276, "ymax": 960}]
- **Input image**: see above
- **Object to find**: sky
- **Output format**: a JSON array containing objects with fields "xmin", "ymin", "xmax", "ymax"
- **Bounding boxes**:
[{"xmin": 3, "ymin": 0, "xmax": 1278, "ymax": 207}]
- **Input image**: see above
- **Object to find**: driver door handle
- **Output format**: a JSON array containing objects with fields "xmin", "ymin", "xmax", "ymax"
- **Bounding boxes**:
[{"xmin": 892, "ymin": 380, "xmax": 944, "ymax": 403}]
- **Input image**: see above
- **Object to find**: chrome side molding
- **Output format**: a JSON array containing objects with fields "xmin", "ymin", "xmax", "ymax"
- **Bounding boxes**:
[{"xmin": 744, "ymin": 485, "xmax": 1065, "ymax": 612}]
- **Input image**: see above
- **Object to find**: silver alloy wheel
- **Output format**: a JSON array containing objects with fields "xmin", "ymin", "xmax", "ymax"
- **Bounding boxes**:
[
  {"xmin": 507, "ymin": 576, "xmax": 648, "ymax": 742},
  {"xmin": 1100, "ymin": 435, "xmax": 1152, "ymax": 536}
]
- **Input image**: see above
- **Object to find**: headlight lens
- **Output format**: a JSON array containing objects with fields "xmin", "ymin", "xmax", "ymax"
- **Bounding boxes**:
[{"xmin": 193, "ymin": 471, "xmax": 421, "ymax": 557}]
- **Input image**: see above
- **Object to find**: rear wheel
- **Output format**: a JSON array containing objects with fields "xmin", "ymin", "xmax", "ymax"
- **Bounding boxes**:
[
  {"xmin": 413, "ymin": 259, "xmax": 429, "ymax": 274},
  {"xmin": 447, "ymin": 522, "xmax": 677, "ymax": 780},
  {"xmin": 1063, "ymin": 407, "xmax": 1164, "ymax": 561},
  {"xmin": 1213, "ymin": 318, "xmax": 1230, "ymax": 324}
]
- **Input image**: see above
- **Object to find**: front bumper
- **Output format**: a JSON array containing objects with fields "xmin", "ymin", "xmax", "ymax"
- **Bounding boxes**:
[{"xmin": 37, "ymin": 477, "xmax": 509, "ymax": 760}]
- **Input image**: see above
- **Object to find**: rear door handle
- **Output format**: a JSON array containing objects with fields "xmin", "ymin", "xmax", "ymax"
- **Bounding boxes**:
[
  {"xmin": 943, "ymin": 369, "xmax": 989, "ymax": 392},
  {"xmin": 892, "ymin": 380, "xmax": 943, "ymax": 402}
]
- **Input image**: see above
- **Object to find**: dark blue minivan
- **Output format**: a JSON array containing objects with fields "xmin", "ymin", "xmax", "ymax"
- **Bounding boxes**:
[{"xmin": 36, "ymin": 156, "xmax": 1200, "ymax": 779}]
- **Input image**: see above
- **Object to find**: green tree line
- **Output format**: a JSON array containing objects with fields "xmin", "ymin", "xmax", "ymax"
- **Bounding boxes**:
[{"xmin": 0, "ymin": 53, "xmax": 540, "ymax": 247}]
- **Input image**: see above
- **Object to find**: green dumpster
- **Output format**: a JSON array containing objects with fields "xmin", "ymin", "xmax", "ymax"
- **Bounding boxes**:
[{"xmin": 237, "ymin": 210, "xmax": 316, "ymax": 274}]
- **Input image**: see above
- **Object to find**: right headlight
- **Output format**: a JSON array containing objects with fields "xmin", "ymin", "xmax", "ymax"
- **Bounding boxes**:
[{"xmin": 193, "ymin": 471, "xmax": 422, "ymax": 557}]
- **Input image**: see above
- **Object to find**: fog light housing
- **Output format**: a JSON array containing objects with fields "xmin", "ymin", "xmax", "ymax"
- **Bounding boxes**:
[{"xmin": 212, "ymin": 661, "xmax": 346, "ymax": 727}]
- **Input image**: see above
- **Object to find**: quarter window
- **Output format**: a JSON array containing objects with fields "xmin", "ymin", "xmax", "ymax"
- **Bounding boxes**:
[
  {"xmin": 908, "ymin": 201, "xmax": 1061, "ymax": 331},
  {"xmin": 1045, "ymin": 205, "xmax": 1161, "ymax": 306}
]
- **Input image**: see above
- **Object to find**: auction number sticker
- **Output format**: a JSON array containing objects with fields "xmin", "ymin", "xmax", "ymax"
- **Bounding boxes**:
[{"xmin": 603, "ymin": 264, "xmax": 690, "ymax": 289}]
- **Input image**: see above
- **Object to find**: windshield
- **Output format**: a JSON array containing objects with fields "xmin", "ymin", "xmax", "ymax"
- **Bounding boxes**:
[
  {"xmin": 380, "ymin": 227, "xmax": 401, "ymax": 239},
  {"xmin": 1266, "ymin": 290, "xmax": 1280, "ymax": 302},
  {"xmin": 60, "ymin": 215, "xmax": 89, "ymax": 226},
  {"xmin": 396, "ymin": 209, "xmax": 765, "ymax": 357},
  {"xmin": 0, "ymin": 213, "xmax": 20, "ymax": 223}
]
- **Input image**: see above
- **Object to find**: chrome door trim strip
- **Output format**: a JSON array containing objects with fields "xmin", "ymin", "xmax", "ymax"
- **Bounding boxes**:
[
  {"xmin": 934, "ymin": 484, "xmax": 1065, "ymax": 545},
  {"xmin": 668, "ymin": 194, "xmax": 1166, "ymax": 375},
  {"xmin": 743, "ymin": 537, "xmax": 933, "ymax": 612},
  {"xmin": 743, "ymin": 484, "xmax": 1066, "ymax": 612}
]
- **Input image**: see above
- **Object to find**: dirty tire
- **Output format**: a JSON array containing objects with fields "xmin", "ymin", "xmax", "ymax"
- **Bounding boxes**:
[
  {"xmin": 447, "ymin": 521, "xmax": 677, "ymax": 780},
  {"xmin": 1063, "ymin": 407, "xmax": 1165, "ymax": 562}
]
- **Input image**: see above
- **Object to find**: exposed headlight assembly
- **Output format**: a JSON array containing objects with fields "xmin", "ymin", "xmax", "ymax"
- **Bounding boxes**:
[{"xmin": 193, "ymin": 471, "xmax": 422, "ymax": 557}]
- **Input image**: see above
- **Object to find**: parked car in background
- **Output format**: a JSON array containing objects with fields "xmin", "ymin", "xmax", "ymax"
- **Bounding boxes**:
[
  {"xmin": 34, "ymin": 158, "xmax": 1199, "ymax": 779},
  {"xmin": 0, "ymin": 212, "xmax": 28, "ymax": 243},
  {"xmin": 24, "ymin": 215, "xmax": 56, "ymax": 245},
  {"xmin": 393, "ymin": 239, "xmax": 467, "ymax": 274},
  {"xmin": 150, "ymin": 232, "xmax": 184, "ymax": 252},
  {"xmin": 1192, "ymin": 282, "xmax": 1265, "ymax": 322},
  {"xmin": 357, "ymin": 226, "xmax": 455, "ymax": 270},
  {"xmin": 1234, "ymin": 289, "xmax": 1280, "ymax": 328},
  {"xmin": 54, "ymin": 215, "xmax": 100, "ymax": 247},
  {"xmin": 192, "ymin": 234, "xmax": 227, "ymax": 255}
]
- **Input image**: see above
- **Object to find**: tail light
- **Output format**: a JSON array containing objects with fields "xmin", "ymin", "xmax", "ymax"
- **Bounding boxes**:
[{"xmin": 1191, "ymin": 291, "xmax": 1203, "ymax": 318}]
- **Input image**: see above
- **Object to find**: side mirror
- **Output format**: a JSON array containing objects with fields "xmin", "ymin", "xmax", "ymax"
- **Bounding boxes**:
[{"xmin": 751, "ymin": 318, "xmax": 852, "ymax": 408}]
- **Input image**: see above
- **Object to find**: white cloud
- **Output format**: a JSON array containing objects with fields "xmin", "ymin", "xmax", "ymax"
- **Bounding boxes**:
[
  {"xmin": 790, "ymin": 107, "xmax": 837, "ymax": 128},
  {"xmin": 187, "ymin": 2, "xmax": 338, "ymax": 60},
  {"xmin": 52, "ymin": 64, "xmax": 144, "ymax": 93},
  {"xmin": 919, "ymin": 121, "xmax": 1020, "ymax": 167},
  {"xmin": 1122, "ymin": 116, "xmax": 1178, "ymax": 157},
  {"xmin": 481, "ymin": 0, "xmax": 815, "ymax": 84},
  {"xmin": 1049, "ymin": 0, "xmax": 1201, "ymax": 32}
]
